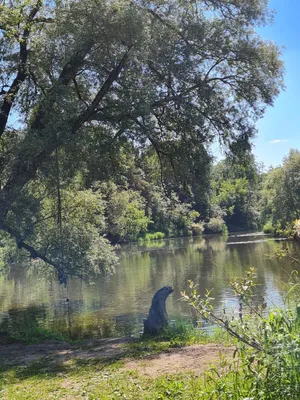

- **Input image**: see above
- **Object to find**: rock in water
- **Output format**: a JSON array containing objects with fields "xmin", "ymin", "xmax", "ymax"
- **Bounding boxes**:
[{"xmin": 143, "ymin": 286, "xmax": 174, "ymax": 335}]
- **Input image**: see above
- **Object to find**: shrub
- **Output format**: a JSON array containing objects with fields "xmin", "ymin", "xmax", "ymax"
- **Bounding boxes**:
[
  {"xmin": 143, "ymin": 232, "xmax": 165, "ymax": 241},
  {"xmin": 205, "ymin": 217, "xmax": 225, "ymax": 233},
  {"xmin": 191, "ymin": 222, "xmax": 205, "ymax": 236},
  {"xmin": 182, "ymin": 269, "xmax": 300, "ymax": 399},
  {"xmin": 263, "ymin": 221, "xmax": 275, "ymax": 234}
]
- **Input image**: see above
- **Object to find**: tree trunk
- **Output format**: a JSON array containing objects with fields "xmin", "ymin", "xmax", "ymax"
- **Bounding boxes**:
[{"xmin": 143, "ymin": 286, "xmax": 174, "ymax": 335}]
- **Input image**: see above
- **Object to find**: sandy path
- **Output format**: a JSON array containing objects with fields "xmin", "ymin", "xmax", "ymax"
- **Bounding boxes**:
[
  {"xmin": 0, "ymin": 339, "xmax": 233, "ymax": 377},
  {"xmin": 123, "ymin": 344, "xmax": 233, "ymax": 377}
]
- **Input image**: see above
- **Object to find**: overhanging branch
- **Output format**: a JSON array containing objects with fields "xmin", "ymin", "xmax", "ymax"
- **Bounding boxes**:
[{"xmin": 0, "ymin": 221, "xmax": 68, "ymax": 285}]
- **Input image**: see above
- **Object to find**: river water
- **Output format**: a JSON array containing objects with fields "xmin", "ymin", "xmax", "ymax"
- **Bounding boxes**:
[{"xmin": 0, "ymin": 232, "xmax": 299, "ymax": 339}]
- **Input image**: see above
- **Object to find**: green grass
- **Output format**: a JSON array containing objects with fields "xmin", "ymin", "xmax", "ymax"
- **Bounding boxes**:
[
  {"xmin": 0, "ymin": 318, "xmax": 228, "ymax": 347},
  {"xmin": 0, "ymin": 326, "xmax": 71, "ymax": 344},
  {"xmin": 143, "ymin": 232, "xmax": 165, "ymax": 241},
  {"xmin": 2, "ymin": 315, "xmax": 300, "ymax": 399},
  {"xmin": 1, "ymin": 346, "xmax": 294, "ymax": 400},
  {"xmin": 127, "ymin": 321, "xmax": 229, "ymax": 353},
  {"xmin": 0, "ymin": 322, "xmax": 232, "ymax": 399}
]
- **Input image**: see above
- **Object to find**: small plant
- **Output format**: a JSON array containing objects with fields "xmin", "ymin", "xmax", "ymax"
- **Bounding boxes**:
[
  {"xmin": 182, "ymin": 269, "xmax": 300, "ymax": 399},
  {"xmin": 143, "ymin": 232, "xmax": 165, "ymax": 241},
  {"xmin": 1, "ymin": 326, "xmax": 69, "ymax": 344},
  {"xmin": 263, "ymin": 221, "xmax": 274, "ymax": 234}
]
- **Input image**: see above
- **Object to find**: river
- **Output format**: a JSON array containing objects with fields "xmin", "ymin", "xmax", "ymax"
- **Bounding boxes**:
[{"xmin": 0, "ymin": 232, "xmax": 299, "ymax": 339}]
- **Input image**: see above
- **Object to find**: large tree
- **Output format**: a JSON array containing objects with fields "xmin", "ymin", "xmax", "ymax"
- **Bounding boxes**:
[
  {"xmin": 0, "ymin": 0, "xmax": 284, "ymax": 281},
  {"xmin": 261, "ymin": 150, "xmax": 300, "ymax": 228}
]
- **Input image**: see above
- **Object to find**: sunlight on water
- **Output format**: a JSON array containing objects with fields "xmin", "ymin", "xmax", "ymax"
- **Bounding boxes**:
[{"xmin": 0, "ymin": 232, "xmax": 299, "ymax": 339}]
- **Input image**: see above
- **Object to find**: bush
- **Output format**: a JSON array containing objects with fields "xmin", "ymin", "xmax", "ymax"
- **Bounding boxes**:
[
  {"xmin": 182, "ymin": 269, "xmax": 300, "ymax": 399},
  {"xmin": 264, "ymin": 221, "xmax": 297, "ymax": 238},
  {"xmin": 263, "ymin": 221, "xmax": 275, "ymax": 234},
  {"xmin": 205, "ymin": 217, "xmax": 225, "ymax": 233},
  {"xmin": 143, "ymin": 232, "xmax": 165, "ymax": 241},
  {"xmin": 191, "ymin": 222, "xmax": 205, "ymax": 236}
]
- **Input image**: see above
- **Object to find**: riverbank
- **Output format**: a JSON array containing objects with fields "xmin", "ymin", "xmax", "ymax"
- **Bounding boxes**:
[{"xmin": 0, "ymin": 337, "xmax": 233, "ymax": 399}]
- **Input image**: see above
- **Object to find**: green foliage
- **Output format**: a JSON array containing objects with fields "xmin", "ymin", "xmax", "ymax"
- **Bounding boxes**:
[
  {"xmin": 261, "ymin": 150, "xmax": 300, "ymax": 230},
  {"xmin": 1, "ymin": 326, "xmax": 68, "ymax": 344},
  {"xmin": 263, "ymin": 221, "xmax": 275, "ymax": 234},
  {"xmin": 210, "ymin": 155, "xmax": 262, "ymax": 230},
  {"xmin": 191, "ymin": 222, "xmax": 205, "ymax": 236},
  {"xmin": 206, "ymin": 217, "xmax": 225, "ymax": 233},
  {"xmin": 127, "ymin": 320, "xmax": 227, "ymax": 355},
  {"xmin": 149, "ymin": 190, "xmax": 200, "ymax": 237},
  {"xmin": 143, "ymin": 232, "xmax": 165, "ymax": 241},
  {"xmin": 101, "ymin": 182, "xmax": 150, "ymax": 242},
  {"xmin": 0, "ymin": 0, "xmax": 284, "ymax": 278},
  {"xmin": 183, "ymin": 269, "xmax": 300, "ymax": 399}
]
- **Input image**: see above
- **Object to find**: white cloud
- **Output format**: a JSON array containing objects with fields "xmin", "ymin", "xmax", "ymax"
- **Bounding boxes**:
[{"xmin": 269, "ymin": 139, "xmax": 288, "ymax": 144}]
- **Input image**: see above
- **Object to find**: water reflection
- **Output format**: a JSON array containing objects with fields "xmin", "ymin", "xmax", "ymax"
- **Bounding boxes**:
[{"xmin": 0, "ymin": 233, "xmax": 299, "ymax": 339}]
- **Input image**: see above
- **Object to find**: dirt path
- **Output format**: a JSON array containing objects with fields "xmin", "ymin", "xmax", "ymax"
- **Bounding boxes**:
[
  {"xmin": 123, "ymin": 344, "xmax": 233, "ymax": 377},
  {"xmin": 0, "ymin": 339, "xmax": 233, "ymax": 377},
  {"xmin": 0, "ymin": 337, "xmax": 131, "ymax": 366}
]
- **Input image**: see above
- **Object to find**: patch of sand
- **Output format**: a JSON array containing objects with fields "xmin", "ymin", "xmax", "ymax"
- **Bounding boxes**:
[{"xmin": 123, "ymin": 344, "xmax": 233, "ymax": 377}]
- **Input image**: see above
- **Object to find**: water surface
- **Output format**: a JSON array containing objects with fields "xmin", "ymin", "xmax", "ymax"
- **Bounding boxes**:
[{"xmin": 0, "ymin": 233, "xmax": 299, "ymax": 338}]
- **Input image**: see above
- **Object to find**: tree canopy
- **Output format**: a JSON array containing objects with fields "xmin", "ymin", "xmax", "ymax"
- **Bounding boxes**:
[
  {"xmin": 0, "ymin": 0, "xmax": 284, "ymax": 281},
  {"xmin": 261, "ymin": 150, "xmax": 300, "ymax": 230}
]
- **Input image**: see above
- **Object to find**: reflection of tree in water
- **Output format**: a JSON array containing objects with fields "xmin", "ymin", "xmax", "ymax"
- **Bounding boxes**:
[
  {"xmin": 1, "ymin": 237, "xmax": 300, "ymax": 339},
  {"xmin": 0, "ymin": 305, "xmax": 48, "ymax": 334},
  {"xmin": 205, "ymin": 234, "xmax": 227, "ymax": 253}
]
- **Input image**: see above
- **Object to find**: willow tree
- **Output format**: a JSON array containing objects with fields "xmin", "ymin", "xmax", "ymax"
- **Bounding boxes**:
[{"xmin": 0, "ymin": 0, "xmax": 283, "ymax": 281}]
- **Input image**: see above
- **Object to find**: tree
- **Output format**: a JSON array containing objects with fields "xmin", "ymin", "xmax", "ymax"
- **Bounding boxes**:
[
  {"xmin": 0, "ymin": 0, "xmax": 284, "ymax": 281},
  {"xmin": 209, "ymin": 154, "xmax": 262, "ymax": 230},
  {"xmin": 261, "ymin": 150, "xmax": 300, "ymax": 228},
  {"xmin": 100, "ymin": 182, "xmax": 150, "ymax": 242}
]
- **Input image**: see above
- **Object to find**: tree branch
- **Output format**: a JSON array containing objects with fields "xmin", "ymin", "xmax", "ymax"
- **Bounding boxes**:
[
  {"xmin": 0, "ymin": 44, "xmax": 131, "ymax": 224},
  {"xmin": 72, "ymin": 45, "xmax": 133, "ymax": 131},
  {"xmin": 0, "ymin": 221, "xmax": 68, "ymax": 285},
  {"xmin": 0, "ymin": 0, "xmax": 43, "ymax": 139},
  {"xmin": 33, "ymin": 17, "xmax": 54, "ymax": 23},
  {"xmin": 147, "ymin": 9, "xmax": 198, "ymax": 53}
]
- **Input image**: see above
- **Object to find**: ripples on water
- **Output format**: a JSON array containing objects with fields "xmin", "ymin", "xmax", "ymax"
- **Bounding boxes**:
[{"xmin": 0, "ymin": 232, "xmax": 299, "ymax": 339}]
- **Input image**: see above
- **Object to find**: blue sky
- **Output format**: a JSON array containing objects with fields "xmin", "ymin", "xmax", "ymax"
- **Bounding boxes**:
[{"xmin": 254, "ymin": 0, "xmax": 300, "ymax": 168}]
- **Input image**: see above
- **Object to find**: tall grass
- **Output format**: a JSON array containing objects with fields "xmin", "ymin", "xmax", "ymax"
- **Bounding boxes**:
[{"xmin": 142, "ymin": 232, "xmax": 165, "ymax": 241}]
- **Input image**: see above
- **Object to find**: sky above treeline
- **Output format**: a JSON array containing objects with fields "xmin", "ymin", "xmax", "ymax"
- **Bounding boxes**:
[{"xmin": 254, "ymin": 0, "xmax": 300, "ymax": 169}]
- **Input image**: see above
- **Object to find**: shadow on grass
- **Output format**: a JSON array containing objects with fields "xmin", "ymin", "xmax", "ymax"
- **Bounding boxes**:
[
  {"xmin": 0, "ymin": 353, "xmax": 125, "ymax": 383},
  {"xmin": 0, "ymin": 321, "xmax": 229, "ymax": 383}
]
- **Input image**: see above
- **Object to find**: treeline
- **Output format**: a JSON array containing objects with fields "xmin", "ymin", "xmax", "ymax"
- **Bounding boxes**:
[
  {"xmin": 81, "ymin": 145, "xmax": 299, "ymax": 241},
  {"xmin": 210, "ymin": 148, "xmax": 300, "ymax": 237},
  {"xmin": 11, "ymin": 142, "xmax": 298, "ymax": 248},
  {"xmin": 1, "ymin": 138, "xmax": 299, "ymax": 277}
]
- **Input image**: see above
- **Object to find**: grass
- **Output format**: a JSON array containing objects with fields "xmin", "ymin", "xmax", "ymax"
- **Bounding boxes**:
[
  {"xmin": 0, "ymin": 358, "xmax": 195, "ymax": 399},
  {"xmin": 1, "ymin": 352, "xmax": 297, "ymax": 400},
  {"xmin": 142, "ymin": 232, "xmax": 166, "ymax": 241},
  {"xmin": 0, "ymin": 327, "xmax": 71, "ymax": 345},
  {"xmin": 125, "ymin": 321, "xmax": 230, "ymax": 357},
  {"xmin": 1, "ymin": 317, "xmax": 300, "ymax": 399},
  {"xmin": 2, "ymin": 311, "xmax": 300, "ymax": 399},
  {"xmin": 0, "ymin": 321, "xmax": 232, "ymax": 399}
]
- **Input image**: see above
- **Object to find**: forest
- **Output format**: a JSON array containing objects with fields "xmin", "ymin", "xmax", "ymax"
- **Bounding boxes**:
[{"xmin": 0, "ymin": 0, "xmax": 292, "ymax": 283}]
